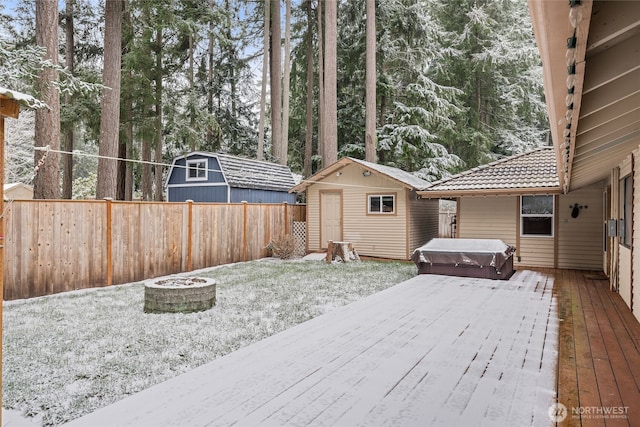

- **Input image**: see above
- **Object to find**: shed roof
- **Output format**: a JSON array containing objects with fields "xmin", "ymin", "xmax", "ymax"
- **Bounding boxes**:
[
  {"xmin": 216, "ymin": 153, "xmax": 296, "ymax": 192},
  {"xmin": 169, "ymin": 152, "xmax": 296, "ymax": 193},
  {"xmin": 418, "ymin": 147, "xmax": 561, "ymax": 198},
  {"xmin": 290, "ymin": 157, "xmax": 431, "ymax": 193},
  {"xmin": 0, "ymin": 86, "xmax": 48, "ymax": 111}
]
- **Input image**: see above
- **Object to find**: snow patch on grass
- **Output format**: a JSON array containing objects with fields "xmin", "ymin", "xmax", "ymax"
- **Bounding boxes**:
[{"xmin": 3, "ymin": 259, "xmax": 415, "ymax": 426}]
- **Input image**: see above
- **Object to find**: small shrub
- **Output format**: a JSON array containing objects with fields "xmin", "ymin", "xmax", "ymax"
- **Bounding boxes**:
[{"xmin": 269, "ymin": 234, "xmax": 295, "ymax": 259}]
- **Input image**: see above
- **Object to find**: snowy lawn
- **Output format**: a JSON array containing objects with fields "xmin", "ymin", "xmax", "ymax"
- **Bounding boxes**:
[{"xmin": 2, "ymin": 259, "xmax": 415, "ymax": 426}]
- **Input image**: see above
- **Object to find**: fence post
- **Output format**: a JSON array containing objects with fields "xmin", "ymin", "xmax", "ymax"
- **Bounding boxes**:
[
  {"xmin": 104, "ymin": 198, "xmax": 113, "ymax": 286},
  {"xmin": 186, "ymin": 200, "xmax": 193, "ymax": 272},
  {"xmin": 284, "ymin": 202, "xmax": 289, "ymax": 235},
  {"xmin": 242, "ymin": 201, "xmax": 248, "ymax": 261}
]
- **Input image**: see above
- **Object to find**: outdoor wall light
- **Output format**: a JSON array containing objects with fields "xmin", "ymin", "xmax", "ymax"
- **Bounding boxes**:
[
  {"xmin": 570, "ymin": 203, "xmax": 588, "ymax": 218},
  {"xmin": 336, "ymin": 172, "xmax": 342, "ymax": 177},
  {"xmin": 363, "ymin": 170, "xmax": 371, "ymax": 177}
]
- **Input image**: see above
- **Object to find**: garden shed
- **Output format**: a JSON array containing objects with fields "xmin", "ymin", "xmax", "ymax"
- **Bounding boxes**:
[
  {"xmin": 4, "ymin": 183, "xmax": 33, "ymax": 200},
  {"xmin": 418, "ymin": 147, "xmax": 604, "ymax": 271},
  {"xmin": 290, "ymin": 157, "xmax": 439, "ymax": 260},
  {"xmin": 166, "ymin": 152, "xmax": 296, "ymax": 203}
]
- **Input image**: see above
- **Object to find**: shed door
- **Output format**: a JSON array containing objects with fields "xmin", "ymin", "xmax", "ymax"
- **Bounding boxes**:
[{"xmin": 321, "ymin": 191, "xmax": 342, "ymax": 248}]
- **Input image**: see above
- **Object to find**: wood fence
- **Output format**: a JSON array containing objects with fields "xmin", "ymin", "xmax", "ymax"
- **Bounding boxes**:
[
  {"xmin": 439, "ymin": 212, "xmax": 456, "ymax": 238},
  {"xmin": 3, "ymin": 200, "xmax": 305, "ymax": 300}
]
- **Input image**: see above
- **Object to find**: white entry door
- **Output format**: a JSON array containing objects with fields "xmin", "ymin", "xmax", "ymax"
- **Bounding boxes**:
[{"xmin": 321, "ymin": 191, "xmax": 342, "ymax": 248}]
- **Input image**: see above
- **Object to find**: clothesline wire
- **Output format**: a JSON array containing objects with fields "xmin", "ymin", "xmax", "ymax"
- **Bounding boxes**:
[{"xmin": 30, "ymin": 146, "xmax": 406, "ymax": 191}]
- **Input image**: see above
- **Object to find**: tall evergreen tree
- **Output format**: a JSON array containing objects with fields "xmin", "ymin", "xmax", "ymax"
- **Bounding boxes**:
[
  {"xmin": 33, "ymin": 0, "xmax": 60, "ymax": 199},
  {"xmin": 96, "ymin": 0, "xmax": 123, "ymax": 199},
  {"xmin": 431, "ymin": 0, "xmax": 547, "ymax": 167}
]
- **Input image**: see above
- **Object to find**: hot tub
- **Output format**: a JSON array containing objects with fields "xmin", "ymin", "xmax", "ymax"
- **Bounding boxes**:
[{"xmin": 411, "ymin": 238, "xmax": 516, "ymax": 280}]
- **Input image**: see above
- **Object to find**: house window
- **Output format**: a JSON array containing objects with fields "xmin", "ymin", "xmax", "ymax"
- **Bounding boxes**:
[
  {"xmin": 186, "ymin": 159, "xmax": 207, "ymax": 181},
  {"xmin": 620, "ymin": 175, "xmax": 632, "ymax": 248},
  {"xmin": 368, "ymin": 194, "xmax": 395, "ymax": 214},
  {"xmin": 521, "ymin": 195, "xmax": 554, "ymax": 237}
]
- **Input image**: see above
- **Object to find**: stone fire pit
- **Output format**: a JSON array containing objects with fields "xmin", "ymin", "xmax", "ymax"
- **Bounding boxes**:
[{"xmin": 144, "ymin": 276, "xmax": 216, "ymax": 313}]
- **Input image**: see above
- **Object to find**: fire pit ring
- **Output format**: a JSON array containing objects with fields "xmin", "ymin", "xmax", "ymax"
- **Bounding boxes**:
[{"xmin": 144, "ymin": 276, "xmax": 216, "ymax": 313}]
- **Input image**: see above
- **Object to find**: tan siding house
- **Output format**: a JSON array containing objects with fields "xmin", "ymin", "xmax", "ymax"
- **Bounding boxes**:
[
  {"xmin": 291, "ymin": 158, "xmax": 439, "ymax": 260},
  {"xmin": 529, "ymin": 1, "xmax": 640, "ymax": 321},
  {"xmin": 419, "ymin": 148, "xmax": 604, "ymax": 271}
]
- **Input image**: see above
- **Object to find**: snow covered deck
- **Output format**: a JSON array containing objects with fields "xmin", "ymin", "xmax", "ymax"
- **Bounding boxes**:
[{"xmin": 64, "ymin": 270, "xmax": 559, "ymax": 426}]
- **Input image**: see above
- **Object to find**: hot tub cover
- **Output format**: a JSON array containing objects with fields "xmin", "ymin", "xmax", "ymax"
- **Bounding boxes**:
[{"xmin": 411, "ymin": 238, "xmax": 516, "ymax": 270}]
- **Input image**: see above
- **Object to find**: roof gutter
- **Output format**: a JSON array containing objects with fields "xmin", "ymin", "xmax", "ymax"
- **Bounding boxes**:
[{"xmin": 417, "ymin": 186, "xmax": 563, "ymax": 199}]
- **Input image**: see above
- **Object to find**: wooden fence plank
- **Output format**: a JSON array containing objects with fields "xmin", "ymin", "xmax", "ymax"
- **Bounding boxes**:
[{"xmin": 3, "ymin": 201, "xmax": 305, "ymax": 300}]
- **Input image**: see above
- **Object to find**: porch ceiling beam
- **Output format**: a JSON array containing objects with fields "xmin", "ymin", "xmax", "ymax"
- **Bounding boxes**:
[
  {"xmin": 587, "ymin": 1, "xmax": 640, "ymax": 56},
  {"xmin": 577, "ymin": 92, "xmax": 640, "ymax": 135},
  {"xmin": 573, "ymin": 127, "xmax": 640, "ymax": 162},
  {"xmin": 570, "ymin": 138, "xmax": 640, "ymax": 190},
  {"xmin": 582, "ymin": 32, "xmax": 640, "ymax": 94},
  {"xmin": 417, "ymin": 187, "xmax": 562, "ymax": 199},
  {"xmin": 579, "ymin": 68, "xmax": 640, "ymax": 118},
  {"xmin": 576, "ymin": 111, "xmax": 640, "ymax": 148}
]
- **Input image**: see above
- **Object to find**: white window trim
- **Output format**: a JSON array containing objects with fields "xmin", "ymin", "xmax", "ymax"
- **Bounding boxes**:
[
  {"xmin": 520, "ymin": 195, "xmax": 554, "ymax": 238},
  {"xmin": 368, "ymin": 194, "xmax": 396, "ymax": 215},
  {"xmin": 186, "ymin": 159, "xmax": 208, "ymax": 182}
]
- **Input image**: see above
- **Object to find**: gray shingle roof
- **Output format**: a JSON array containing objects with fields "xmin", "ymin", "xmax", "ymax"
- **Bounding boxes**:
[
  {"xmin": 422, "ymin": 147, "xmax": 559, "ymax": 194},
  {"xmin": 348, "ymin": 158, "xmax": 432, "ymax": 190},
  {"xmin": 289, "ymin": 157, "xmax": 432, "ymax": 193},
  {"xmin": 216, "ymin": 153, "xmax": 296, "ymax": 192}
]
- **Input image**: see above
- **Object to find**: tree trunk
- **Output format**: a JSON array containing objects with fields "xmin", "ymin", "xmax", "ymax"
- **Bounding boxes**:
[
  {"xmin": 96, "ymin": 0, "xmax": 123, "ymax": 200},
  {"xmin": 225, "ymin": 0, "xmax": 237, "ymax": 133},
  {"xmin": 303, "ymin": 0, "xmax": 314, "ymax": 178},
  {"xmin": 62, "ymin": 0, "xmax": 74, "ymax": 199},
  {"xmin": 270, "ymin": 0, "xmax": 283, "ymax": 163},
  {"xmin": 323, "ymin": 0, "xmax": 338, "ymax": 166},
  {"xmin": 257, "ymin": 0, "xmax": 270, "ymax": 161},
  {"xmin": 316, "ymin": 0, "xmax": 324, "ymax": 165},
  {"xmin": 207, "ymin": 0, "xmax": 215, "ymax": 149},
  {"xmin": 34, "ymin": 0, "xmax": 60, "ymax": 200},
  {"xmin": 280, "ymin": 0, "xmax": 291, "ymax": 166},
  {"xmin": 120, "ymin": 0, "xmax": 133, "ymax": 201},
  {"xmin": 141, "ymin": 127, "xmax": 152, "ymax": 201},
  {"xmin": 364, "ymin": 0, "xmax": 376, "ymax": 163},
  {"xmin": 154, "ymin": 28, "xmax": 164, "ymax": 201}
]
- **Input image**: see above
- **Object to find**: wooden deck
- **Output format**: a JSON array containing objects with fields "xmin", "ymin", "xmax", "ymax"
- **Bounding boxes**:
[
  {"xmin": 555, "ymin": 270, "xmax": 640, "ymax": 427},
  {"xmin": 62, "ymin": 269, "xmax": 640, "ymax": 427}
]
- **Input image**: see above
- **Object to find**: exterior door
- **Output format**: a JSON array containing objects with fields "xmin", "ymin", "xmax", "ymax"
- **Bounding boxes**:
[{"xmin": 321, "ymin": 191, "xmax": 342, "ymax": 248}]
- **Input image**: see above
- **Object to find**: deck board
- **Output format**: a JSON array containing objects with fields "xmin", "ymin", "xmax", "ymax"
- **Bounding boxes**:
[
  {"xmin": 62, "ymin": 268, "xmax": 640, "ymax": 427},
  {"xmin": 555, "ymin": 270, "xmax": 640, "ymax": 427},
  {"xmin": 64, "ymin": 271, "xmax": 558, "ymax": 427}
]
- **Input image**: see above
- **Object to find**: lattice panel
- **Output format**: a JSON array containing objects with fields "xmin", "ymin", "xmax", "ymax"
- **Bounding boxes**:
[{"xmin": 293, "ymin": 221, "xmax": 306, "ymax": 257}]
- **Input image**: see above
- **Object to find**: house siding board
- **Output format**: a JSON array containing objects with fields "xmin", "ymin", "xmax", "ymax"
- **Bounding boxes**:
[
  {"xmin": 557, "ymin": 182, "xmax": 605, "ymax": 270},
  {"xmin": 458, "ymin": 197, "xmax": 517, "ymax": 246},
  {"xmin": 518, "ymin": 237, "xmax": 554, "ymax": 268},
  {"xmin": 620, "ymin": 246, "xmax": 632, "ymax": 307},
  {"xmin": 168, "ymin": 185, "xmax": 228, "ymax": 203},
  {"xmin": 457, "ymin": 196, "xmax": 557, "ymax": 269},
  {"xmin": 340, "ymin": 165, "xmax": 407, "ymax": 259},
  {"xmin": 230, "ymin": 188, "xmax": 295, "ymax": 204},
  {"xmin": 408, "ymin": 194, "xmax": 439, "ymax": 256},
  {"xmin": 306, "ymin": 164, "xmax": 414, "ymax": 259}
]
